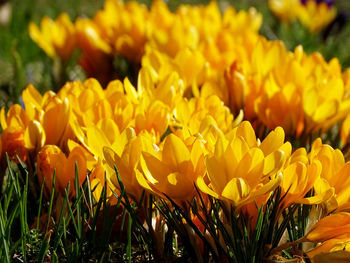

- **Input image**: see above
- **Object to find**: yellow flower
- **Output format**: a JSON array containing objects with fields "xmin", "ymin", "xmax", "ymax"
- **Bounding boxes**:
[
  {"xmin": 225, "ymin": 37, "xmax": 350, "ymax": 136},
  {"xmin": 37, "ymin": 145, "xmax": 87, "ymax": 196},
  {"xmin": 24, "ymin": 120, "xmax": 46, "ymax": 152},
  {"xmin": 269, "ymin": 0, "xmax": 336, "ymax": 33},
  {"xmin": 103, "ymin": 130, "xmax": 155, "ymax": 201},
  {"xmin": 1, "ymin": 104, "xmax": 30, "ymax": 130},
  {"xmin": 134, "ymin": 100, "xmax": 170, "ymax": 141},
  {"xmin": 197, "ymin": 121, "xmax": 288, "ymax": 208},
  {"xmin": 137, "ymin": 66, "xmax": 185, "ymax": 111},
  {"xmin": 308, "ymin": 138, "xmax": 350, "ymax": 212},
  {"xmin": 29, "ymin": 13, "xmax": 76, "ymax": 60},
  {"xmin": 297, "ymin": 0, "xmax": 337, "ymax": 33},
  {"xmin": 225, "ymin": 38, "xmax": 305, "ymax": 136},
  {"xmin": 279, "ymin": 147, "xmax": 334, "ymax": 211},
  {"xmin": 94, "ymin": 0, "xmax": 148, "ymax": 62},
  {"xmin": 0, "ymin": 127, "xmax": 27, "ymax": 163},
  {"xmin": 173, "ymin": 94, "xmax": 237, "ymax": 137},
  {"xmin": 304, "ymin": 213, "xmax": 350, "ymax": 258},
  {"xmin": 268, "ymin": 0, "xmax": 300, "ymax": 22},
  {"xmin": 75, "ymin": 18, "xmax": 112, "ymax": 85},
  {"xmin": 89, "ymin": 160, "xmax": 119, "ymax": 205},
  {"xmin": 136, "ymin": 133, "xmax": 206, "ymax": 205},
  {"xmin": 148, "ymin": 1, "xmax": 199, "ymax": 58}
]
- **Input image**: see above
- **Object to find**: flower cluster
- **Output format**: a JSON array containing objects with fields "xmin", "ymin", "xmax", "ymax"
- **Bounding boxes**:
[
  {"xmin": 1, "ymin": 0, "xmax": 350, "ymax": 261},
  {"xmin": 269, "ymin": 0, "xmax": 337, "ymax": 32},
  {"xmin": 29, "ymin": 0, "xmax": 350, "ymax": 138}
]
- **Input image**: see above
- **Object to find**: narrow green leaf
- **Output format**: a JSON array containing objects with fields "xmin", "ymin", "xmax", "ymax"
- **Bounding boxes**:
[
  {"xmin": 38, "ymin": 230, "xmax": 53, "ymax": 263},
  {"xmin": 45, "ymin": 170, "xmax": 56, "ymax": 233},
  {"xmin": 37, "ymin": 178, "xmax": 45, "ymax": 232},
  {"xmin": 0, "ymin": 203, "xmax": 10, "ymax": 263}
]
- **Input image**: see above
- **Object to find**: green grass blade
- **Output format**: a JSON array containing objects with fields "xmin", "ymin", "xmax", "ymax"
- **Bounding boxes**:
[
  {"xmin": 37, "ymin": 178, "xmax": 45, "ymax": 232},
  {"xmin": 74, "ymin": 162, "xmax": 82, "ymax": 237},
  {"xmin": 45, "ymin": 170, "xmax": 56, "ymax": 233},
  {"xmin": 37, "ymin": 230, "xmax": 52, "ymax": 263},
  {"xmin": 126, "ymin": 214, "xmax": 132, "ymax": 263},
  {"xmin": 0, "ymin": 203, "xmax": 10, "ymax": 263}
]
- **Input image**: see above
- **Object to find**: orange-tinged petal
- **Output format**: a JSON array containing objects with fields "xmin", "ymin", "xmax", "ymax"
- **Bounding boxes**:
[
  {"xmin": 312, "ymin": 250, "xmax": 350, "ymax": 263},
  {"xmin": 306, "ymin": 212, "xmax": 350, "ymax": 242},
  {"xmin": 37, "ymin": 145, "xmax": 66, "ymax": 194},
  {"xmin": 0, "ymin": 107, "xmax": 7, "ymax": 129},
  {"xmin": 135, "ymin": 169, "xmax": 156, "ymax": 194},
  {"xmin": 63, "ymin": 147, "xmax": 87, "ymax": 194},
  {"xmin": 24, "ymin": 120, "xmax": 46, "ymax": 151},
  {"xmin": 42, "ymin": 98, "xmax": 70, "ymax": 145}
]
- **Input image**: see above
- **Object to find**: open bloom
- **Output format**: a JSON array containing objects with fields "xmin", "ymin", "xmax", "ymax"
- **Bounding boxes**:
[
  {"xmin": 279, "ymin": 147, "xmax": 334, "ymax": 211},
  {"xmin": 136, "ymin": 133, "xmax": 206, "ymax": 204},
  {"xmin": 197, "ymin": 121, "xmax": 289, "ymax": 208},
  {"xmin": 75, "ymin": 18, "xmax": 113, "ymax": 85},
  {"xmin": 103, "ymin": 130, "xmax": 155, "ymax": 202},
  {"xmin": 94, "ymin": 0, "xmax": 148, "ymax": 62},
  {"xmin": 308, "ymin": 138, "xmax": 350, "ymax": 213},
  {"xmin": 269, "ymin": 0, "xmax": 336, "ymax": 33},
  {"xmin": 37, "ymin": 145, "xmax": 87, "ymax": 196},
  {"xmin": 304, "ymin": 212, "xmax": 350, "ymax": 258},
  {"xmin": 29, "ymin": 13, "xmax": 76, "ymax": 60}
]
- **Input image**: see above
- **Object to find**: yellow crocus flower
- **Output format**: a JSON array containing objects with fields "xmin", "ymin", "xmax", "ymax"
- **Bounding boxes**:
[
  {"xmin": 94, "ymin": 0, "xmax": 148, "ymax": 62},
  {"xmin": 29, "ymin": 13, "xmax": 76, "ymax": 61},
  {"xmin": 297, "ymin": 0, "xmax": 337, "ymax": 33},
  {"xmin": 279, "ymin": 147, "xmax": 334, "ymax": 211},
  {"xmin": 103, "ymin": 130, "xmax": 155, "ymax": 202},
  {"xmin": 37, "ymin": 145, "xmax": 87, "ymax": 197},
  {"xmin": 308, "ymin": 138, "xmax": 350, "ymax": 212},
  {"xmin": 0, "ymin": 104, "xmax": 30, "ymax": 130},
  {"xmin": 136, "ymin": 133, "xmax": 206, "ymax": 205},
  {"xmin": 269, "ymin": 0, "xmax": 336, "ymax": 33},
  {"xmin": 197, "ymin": 121, "xmax": 288, "ymax": 208},
  {"xmin": 304, "ymin": 213, "xmax": 350, "ymax": 259},
  {"xmin": 75, "ymin": 18, "xmax": 112, "ymax": 85}
]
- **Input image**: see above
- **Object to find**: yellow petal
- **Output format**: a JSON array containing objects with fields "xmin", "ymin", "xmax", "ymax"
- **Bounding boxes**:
[
  {"xmin": 196, "ymin": 175, "xmax": 219, "ymax": 199},
  {"xmin": 87, "ymin": 126, "xmax": 110, "ymax": 158},
  {"xmin": 263, "ymin": 149, "xmax": 285, "ymax": 176},
  {"xmin": 306, "ymin": 212, "xmax": 350, "ymax": 242},
  {"xmin": 162, "ymin": 134, "xmax": 190, "ymax": 169},
  {"xmin": 24, "ymin": 120, "xmax": 46, "ymax": 151},
  {"xmin": 235, "ymin": 121, "xmax": 257, "ymax": 148},
  {"xmin": 22, "ymin": 84, "xmax": 43, "ymax": 110},
  {"xmin": 42, "ymin": 98, "xmax": 70, "ymax": 145},
  {"xmin": 259, "ymin": 126, "xmax": 285, "ymax": 156},
  {"xmin": 221, "ymin": 177, "xmax": 250, "ymax": 206}
]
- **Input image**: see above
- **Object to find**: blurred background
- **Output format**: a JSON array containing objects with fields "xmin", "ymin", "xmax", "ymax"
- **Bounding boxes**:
[{"xmin": 0, "ymin": 0, "xmax": 350, "ymax": 108}]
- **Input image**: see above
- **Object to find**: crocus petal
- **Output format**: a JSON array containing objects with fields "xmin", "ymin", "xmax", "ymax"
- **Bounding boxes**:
[
  {"xmin": 162, "ymin": 134, "xmax": 190, "ymax": 169},
  {"xmin": 221, "ymin": 177, "xmax": 250, "ymax": 206}
]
